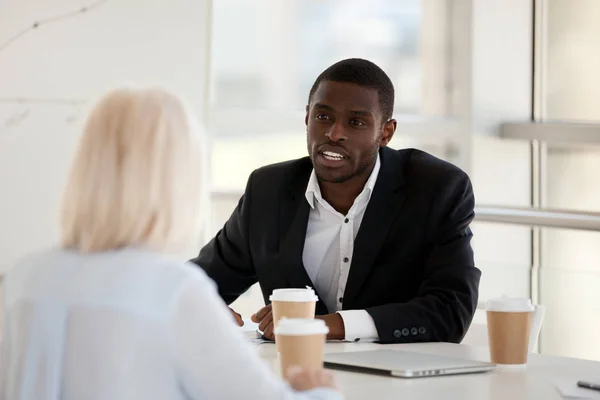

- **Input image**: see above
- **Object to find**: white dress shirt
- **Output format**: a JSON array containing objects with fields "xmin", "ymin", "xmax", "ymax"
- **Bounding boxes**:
[
  {"xmin": 302, "ymin": 154, "xmax": 381, "ymax": 342},
  {"xmin": 0, "ymin": 248, "xmax": 341, "ymax": 400}
]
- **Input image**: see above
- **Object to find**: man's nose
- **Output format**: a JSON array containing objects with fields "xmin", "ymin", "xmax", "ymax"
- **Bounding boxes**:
[{"xmin": 325, "ymin": 122, "xmax": 347, "ymax": 142}]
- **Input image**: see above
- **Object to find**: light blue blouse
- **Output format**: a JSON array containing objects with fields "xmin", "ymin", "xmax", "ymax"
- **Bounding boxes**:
[{"xmin": 0, "ymin": 248, "xmax": 342, "ymax": 400}]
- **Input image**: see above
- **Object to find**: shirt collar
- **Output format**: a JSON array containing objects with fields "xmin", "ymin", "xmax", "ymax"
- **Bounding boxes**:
[{"xmin": 305, "ymin": 153, "xmax": 381, "ymax": 209}]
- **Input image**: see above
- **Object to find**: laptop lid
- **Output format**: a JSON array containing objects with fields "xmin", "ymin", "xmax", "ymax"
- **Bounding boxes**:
[{"xmin": 323, "ymin": 349, "xmax": 496, "ymax": 378}]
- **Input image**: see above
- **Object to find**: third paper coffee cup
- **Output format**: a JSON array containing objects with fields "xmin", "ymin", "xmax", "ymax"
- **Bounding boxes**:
[
  {"xmin": 486, "ymin": 297, "xmax": 533, "ymax": 366},
  {"xmin": 274, "ymin": 318, "xmax": 329, "ymax": 380}
]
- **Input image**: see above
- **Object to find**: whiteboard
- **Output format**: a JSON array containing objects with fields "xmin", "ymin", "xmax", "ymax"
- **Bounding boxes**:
[{"xmin": 0, "ymin": 0, "xmax": 210, "ymax": 273}]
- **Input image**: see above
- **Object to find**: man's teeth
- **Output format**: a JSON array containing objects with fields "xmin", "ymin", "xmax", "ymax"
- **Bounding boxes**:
[{"xmin": 323, "ymin": 151, "xmax": 345, "ymax": 160}]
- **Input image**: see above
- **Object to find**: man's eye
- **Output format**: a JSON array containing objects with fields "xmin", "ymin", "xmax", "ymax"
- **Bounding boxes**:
[
  {"xmin": 349, "ymin": 119, "xmax": 365, "ymax": 126},
  {"xmin": 316, "ymin": 114, "xmax": 330, "ymax": 121}
]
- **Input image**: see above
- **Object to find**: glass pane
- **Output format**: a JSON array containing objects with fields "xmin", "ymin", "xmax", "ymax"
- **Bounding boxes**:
[
  {"xmin": 472, "ymin": 222, "xmax": 532, "ymax": 301},
  {"xmin": 539, "ymin": 0, "xmax": 600, "ymax": 361},
  {"xmin": 211, "ymin": 0, "xmax": 448, "ymax": 115},
  {"xmin": 544, "ymin": 147, "xmax": 600, "ymax": 359},
  {"xmin": 543, "ymin": 0, "xmax": 600, "ymax": 122},
  {"xmin": 470, "ymin": 136, "xmax": 533, "ymax": 316},
  {"xmin": 541, "ymin": 227, "xmax": 600, "ymax": 361},
  {"xmin": 546, "ymin": 146, "xmax": 600, "ymax": 213}
]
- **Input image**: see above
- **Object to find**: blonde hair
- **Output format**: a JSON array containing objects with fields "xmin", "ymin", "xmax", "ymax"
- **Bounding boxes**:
[{"xmin": 61, "ymin": 87, "xmax": 206, "ymax": 253}]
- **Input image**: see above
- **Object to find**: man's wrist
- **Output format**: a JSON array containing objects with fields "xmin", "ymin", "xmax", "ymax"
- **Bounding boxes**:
[{"xmin": 316, "ymin": 313, "xmax": 345, "ymax": 340}]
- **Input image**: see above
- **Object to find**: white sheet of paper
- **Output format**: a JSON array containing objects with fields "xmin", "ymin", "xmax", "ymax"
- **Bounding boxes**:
[{"xmin": 239, "ymin": 318, "xmax": 259, "ymax": 333}]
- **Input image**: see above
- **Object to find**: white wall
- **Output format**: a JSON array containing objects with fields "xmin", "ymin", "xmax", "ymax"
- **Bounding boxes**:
[{"xmin": 0, "ymin": 0, "xmax": 210, "ymax": 273}]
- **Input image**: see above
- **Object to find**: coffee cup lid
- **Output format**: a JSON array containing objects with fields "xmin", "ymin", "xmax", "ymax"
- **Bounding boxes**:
[
  {"xmin": 486, "ymin": 296, "xmax": 534, "ymax": 312},
  {"xmin": 274, "ymin": 318, "xmax": 329, "ymax": 336},
  {"xmin": 269, "ymin": 287, "xmax": 319, "ymax": 302}
]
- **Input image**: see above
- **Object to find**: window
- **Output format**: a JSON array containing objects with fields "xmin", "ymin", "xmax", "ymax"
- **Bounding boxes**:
[
  {"xmin": 534, "ymin": 0, "xmax": 600, "ymax": 360},
  {"xmin": 212, "ymin": 0, "xmax": 440, "ymax": 114},
  {"xmin": 542, "ymin": 0, "xmax": 600, "ymax": 123},
  {"xmin": 209, "ymin": 0, "xmax": 453, "ymax": 195}
]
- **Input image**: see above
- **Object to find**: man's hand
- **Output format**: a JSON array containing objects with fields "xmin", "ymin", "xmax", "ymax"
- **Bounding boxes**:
[
  {"xmin": 229, "ymin": 307, "xmax": 244, "ymax": 326},
  {"xmin": 251, "ymin": 304, "xmax": 346, "ymax": 341},
  {"xmin": 251, "ymin": 304, "xmax": 274, "ymax": 339},
  {"xmin": 316, "ymin": 313, "xmax": 345, "ymax": 341}
]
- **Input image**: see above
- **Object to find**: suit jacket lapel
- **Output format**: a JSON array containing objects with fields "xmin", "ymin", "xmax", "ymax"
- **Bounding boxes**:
[
  {"xmin": 277, "ymin": 159, "xmax": 330, "ymax": 314},
  {"xmin": 343, "ymin": 148, "xmax": 406, "ymax": 308}
]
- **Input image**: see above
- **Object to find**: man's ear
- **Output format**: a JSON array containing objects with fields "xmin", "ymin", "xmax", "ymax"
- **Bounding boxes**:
[
  {"xmin": 305, "ymin": 105, "xmax": 309, "ymax": 126},
  {"xmin": 379, "ymin": 119, "xmax": 397, "ymax": 147}
]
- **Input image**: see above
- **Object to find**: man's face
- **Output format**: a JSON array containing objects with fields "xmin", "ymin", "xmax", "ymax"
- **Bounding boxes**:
[{"xmin": 306, "ymin": 81, "xmax": 395, "ymax": 183}]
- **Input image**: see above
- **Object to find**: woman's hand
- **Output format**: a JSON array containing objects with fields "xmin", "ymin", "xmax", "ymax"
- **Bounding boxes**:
[{"xmin": 286, "ymin": 367, "xmax": 340, "ymax": 392}]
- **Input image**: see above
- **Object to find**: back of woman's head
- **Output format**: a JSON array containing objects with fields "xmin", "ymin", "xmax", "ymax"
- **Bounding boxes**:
[{"xmin": 61, "ymin": 87, "xmax": 206, "ymax": 253}]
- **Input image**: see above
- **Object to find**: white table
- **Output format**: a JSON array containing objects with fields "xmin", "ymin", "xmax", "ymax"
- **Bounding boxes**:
[{"xmin": 254, "ymin": 340, "xmax": 600, "ymax": 399}]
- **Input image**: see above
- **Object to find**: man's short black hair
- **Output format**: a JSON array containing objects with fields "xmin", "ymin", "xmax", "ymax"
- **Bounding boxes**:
[{"xmin": 308, "ymin": 58, "xmax": 395, "ymax": 122}]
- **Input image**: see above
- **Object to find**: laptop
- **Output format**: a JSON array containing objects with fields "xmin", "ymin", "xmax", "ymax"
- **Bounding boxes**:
[{"xmin": 323, "ymin": 349, "xmax": 496, "ymax": 378}]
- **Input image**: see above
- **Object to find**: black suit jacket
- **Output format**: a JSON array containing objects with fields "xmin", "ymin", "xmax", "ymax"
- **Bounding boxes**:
[{"xmin": 193, "ymin": 147, "xmax": 481, "ymax": 344}]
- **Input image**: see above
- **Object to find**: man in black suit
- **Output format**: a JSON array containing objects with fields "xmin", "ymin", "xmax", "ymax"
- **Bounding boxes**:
[{"xmin": 192, "ymin": 58, "xmax": 480, "ymax": 344}]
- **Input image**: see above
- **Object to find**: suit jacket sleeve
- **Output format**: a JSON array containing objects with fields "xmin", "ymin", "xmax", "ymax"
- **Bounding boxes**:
[
  {"xmin": 190, "ymin": 172, "xmax": 257, "ymax": 305},
  {"xmin": 366, "ymin": 170, "xmax": 480, "ymax": 344}
]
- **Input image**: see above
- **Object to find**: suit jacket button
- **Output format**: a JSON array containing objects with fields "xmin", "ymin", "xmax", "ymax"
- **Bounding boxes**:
[
  {"xmin": 393, "ymin": 329, "xmax": 402, "ymax": 338},
  {"xmin": 402, "ymin": 328, "xmax": 410, "ymax": 337},
  {"xmin": 411, "ymin": 327, "xmax": 418, "ymax": 336},
  {"xmin": 419, "ymin": 327, "xmax": 426, "ymax": 334}
]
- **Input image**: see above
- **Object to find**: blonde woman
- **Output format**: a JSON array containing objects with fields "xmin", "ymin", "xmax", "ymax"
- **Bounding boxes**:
[{"xmin": 0, "ymin": 88, "xmax": 341, "ymax": 400}]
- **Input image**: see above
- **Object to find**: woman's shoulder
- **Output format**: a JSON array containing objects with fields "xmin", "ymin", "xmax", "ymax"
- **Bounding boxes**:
[
  {"xmin": 122, "ymin": 248, "xmax": 212, "ymax": 283},
  {"xmin": 87, "ymin": 247, "xmax": 216, "ymax": 293},
  {"xmin": 2, "ymin": 248, "xmax": 75, "ymax": 301},
  {"xmin": 4, "ymin": 248, "xmax": 66, "ymax": 280}
]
